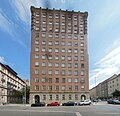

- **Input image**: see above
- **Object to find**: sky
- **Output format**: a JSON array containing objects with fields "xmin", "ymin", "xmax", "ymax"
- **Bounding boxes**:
[{"xmin": 0, "ymin": 0, "xmax": 120, "ymax": 89}]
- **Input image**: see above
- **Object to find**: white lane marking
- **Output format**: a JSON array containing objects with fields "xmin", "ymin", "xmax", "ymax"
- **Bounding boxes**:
[{"xmin": 76, "ymin": 112, "xmax": 82, "ymax": 116}]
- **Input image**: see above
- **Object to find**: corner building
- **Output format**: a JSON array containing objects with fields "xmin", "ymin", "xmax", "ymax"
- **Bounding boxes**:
[{"xmin": 30, "ymin": 6, "xmax": 89, "ymax": 104}]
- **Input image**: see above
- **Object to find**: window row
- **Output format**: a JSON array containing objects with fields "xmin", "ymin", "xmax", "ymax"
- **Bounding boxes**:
[
  {"xmin": 35, "ymin": 85, "xmax": 85, "ymax": 91},
  {"xmin": 34, "ymin": 69, "xmax": 85, "ymax": 76},
  {"xmin": 35, "ymin": 55, "xmax": 84, "ymax": 61},
  {"xmin": 35, "ymin": 33, "xmax": 84, "ymax": 40},
  {"xmin": 35, "ymin": 77, "xmax": 85, "ymax": 83},
  {"xmin": 35, "ymin": 40, "xmax": 84, "ymax": 47},
  {"xmin": 40, "ymin": 94, "xmax": 79, "ymax": 100},
  {"xmin": 37, "ymin": 62, "xmax": 84, "ymax": 68}
]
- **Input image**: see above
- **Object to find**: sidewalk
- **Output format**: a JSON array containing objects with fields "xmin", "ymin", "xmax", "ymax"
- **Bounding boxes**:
[{"xmin": 92, "ymin": 101, "xmax": 107, "ymax": 105}]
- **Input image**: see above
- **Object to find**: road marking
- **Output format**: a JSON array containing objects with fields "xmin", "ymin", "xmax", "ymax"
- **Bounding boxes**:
[{"xmin": 76, "ymin": 112, "xmax": 82, "ymax": 116}]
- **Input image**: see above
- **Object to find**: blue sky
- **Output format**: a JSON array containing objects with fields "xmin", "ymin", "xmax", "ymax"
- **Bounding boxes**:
[{"xmin": 0, "ymin": 0, "xmax": 120, "ymax": 89}]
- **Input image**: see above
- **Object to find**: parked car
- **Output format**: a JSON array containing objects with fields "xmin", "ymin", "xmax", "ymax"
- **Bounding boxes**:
[
  {"xmin": 31, "ymin": 102, "xmax": 46, "ymax": 107},
  {"xmin": 47, "ymin": 102, "xmax": 60, "ymax": 106},
  {"xmin": 62, "ymin": 101, "xmax": 77, "ymax": 106},
  {"xmin": 78, "ymin": 99, "xmax": 91, "ymax": 106},
  {"xmin": 107, "ymin": 99, "xmax": 120, "ymax": 104}
]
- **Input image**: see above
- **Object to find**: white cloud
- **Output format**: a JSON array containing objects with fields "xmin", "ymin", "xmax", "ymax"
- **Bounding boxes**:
[
  {"xmin": 10, "ymin": 0, "xmax": 42, "ymax": 24},
  {"xmin": 0, "ymin": 56, "xmax": 5, "ymax": 63},
  {"xmin": 0, "ymin": 8, "xmax": 13, "ymax": 36},
  {"xmin": 90, "ymin": 39, "xmax": 120, "ymax": 89}
]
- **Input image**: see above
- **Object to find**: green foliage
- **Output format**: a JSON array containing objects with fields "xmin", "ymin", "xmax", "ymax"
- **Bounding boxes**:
[{"xmin": 112, "ymin": 89, "xmax": 120, "ymax": 97}]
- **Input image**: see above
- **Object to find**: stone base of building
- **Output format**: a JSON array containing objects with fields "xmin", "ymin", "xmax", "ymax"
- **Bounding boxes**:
[{"xmin": 30, "ymin": 92, "xmax": 90, "ymax": 104}]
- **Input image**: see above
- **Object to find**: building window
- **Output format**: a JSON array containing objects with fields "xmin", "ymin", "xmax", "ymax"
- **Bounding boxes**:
[
  {"xmin": 35, "ymin": 27, "xmax": 40, "ymax": 31},
  {"xmin": 74, "ymin": 56, "xmax": 78, "ymax": 61},
  {"xmin": 55, "ymin": 48, "xmax": 59, "ymax": 52},
  {"xmin": 69, "ymin": 94, "xmax": 72, "ymax": 100},
  {"xmin": 62, "ymin": 56, "xmax": 65, "ymax": 60},
  {"xmin": 55, "ymin": 70, "xmax": 59, "ymax": 75},
  {"xmin": 42, "ymin": 62, "xmax": 46, "ymax": 66},
  {"xmin": 49, "ymin": 86, "xmax": 52, "ymax": 90},
  {"xmin": 42, "ymin": 48, "xmax": 46, "ymax": 52},
  {"xmin": 68, "ymin": 70, "xmax": 72, "ymax": 75},
  {"xmin": 43, "ymin": 21, "xmax": 46, "ymax": 24},
  {"xmin": 36, "ymin": 33, "xmax": 39, "ymax": 38},
  {"xmin": 68, "ymin": 35, "xmax": 72, "ymax": 39},
  {"xmin": 36, "ymin": 20, "xmax": 39, "ymax": 24},
  {"xmin": 75, "ymin": 78, "xmax": 78, "ymax": 83},
  {"xmin": 49, "ymin": 95, "xmax": 52, "ymax": 100},
  {"xmin": 68, "ymin": 49, "xmax": 72, "ymax": 53},
  {"xmin": 42, "ymin": 55, "xmax": 46, "ymax": 59},
  {"xmin": 49, "ymin": 78, "xmax": 52, "ymax": 83},
  {"xmin": 68, "ymin": 78, "xmax": 72, "ymax": 83},
  {"xmin": 81, "ymin": 42, "xmax": 84, "ymax": 47},
  {"xmin": 35, "ymin": 12, "xmax": 39, "ymax": 17},
  {"xmin": 35, "ymin": 62, "xmax": 39, "ymax": 66},
  {"xmin": 68, "ymin": 63, "xmax": 72, "ymax": 68},
  {"xmin": 55, "ymin": 34, "xmax": 59, "ymax": 38},
  {"xmin": 35, "ymin": 54, "xmax": 39, "ymax": 59},
  {"xmin": 49, "ymin": 55, "xmax": 52, "ymax": 60},
  {"xmin": 75, "ymin": 86, "xmax": 78, "ymax": 91},
  {"xmin": 80, "ymin": 36, "xmax": 84, "ymax": 40},
  {"xmin": 74, "ymin": 49, "xmax": 78, "ymax": 53},
  {"xmin": 81, "ymin": 70, "xmax": 85, "ymax": 76},
  {"xmin": 75, "ymin": 42, "xmax": 78, "ymax": 46},
  {"xmin": 49, "ymin": 70, "xmax": 52, "ymax": 75},
  {"xmin": 49, "ymin": 41, "xmax": 52, "ymax": 45},
  {"xmin": 68, "ymin": 42, "xmax": 72, "ymax": 46},
  {"xmin": 55, "ymin": 41, "xmax": 59, "ymax": 45},
  {"xmin": 62, "ymin": 34, "xmax": 65, "ymax": 39},
  {"xmin": 42, "ymin": 85, "xmax": 46, "ymax": 90},
  {"xmin": 62, "ymin": 70, "xmax": 65, "ymax": 75},
  {"xmin": 62, "ymin": 86, "xmax": 66, "ymax": 90},
  {"xmin": 61, "ymin": 63, "xmax": 65, "ymax": 68},
  {"xmin": 61, "ymin": 42, "xmax": 66, "ymax": 46},
  {"xmin": 62, "ymin": 78, "xmax": 66, "ymax": 83},
  {"xmin": 42, "ymin": 78, "xmax": 46, "ymax": 83},
  {"xmin": 49, "ymin": 14, "xmax": 53, "ymax": 18},
  {"xmin": 81, "ymin": 85, "xmax": 85, "ymax": 89},
  {"xmin": 42, "ymin": 33, "xmax": 46, "ymax": 37},
  {"xmin": 42, "ymin": 41, "xmax": 46, "ymax": 45},
  {"xmin": 55, "ymin": 63, "xmax": 59, "ymax": 67},
  {"xmin": 56, "ymin": 78, "xmax": 59, "ymax": 83},
  {"xmin": 81, "ymin": 49, "xmax": 84, "ymax": 54},
  {"xmin": 74, "ymin": 70, "xmax": 78, "ymax": 76},
  {"xmin": 35, "ymin": 47, "xmax": 39, "ymax": 52},
  {"xmin": 75, "ymin": 63, "xmax": 78, "ymax": 68},
  {"xmin": 49, "ymin": 48, "xmax": 52, "ymax": 52},
  {"xmin": 42, "ymin": 70, "xmax": 46, "ymax": 74},
  {"xmin": 35, "ymin": 78, "xmax": 39, "ymax": 83},
  {"xmin": 56, "ymin": 94, "xmax": 59, "ymax": 100},
  {"xmin": 35, "ymin": 69, "xmax": 39, "ymax": 74},
  {"xmin": 48, "ymin": 62, "xmax": 52, "ymax": 67},
  {"xmin": 35, "ymin": 85, "xmax": 39, "ymax": 90},
  {"xmin": 56, "ymin": 86, "xmax": 59, "ymax": 91},
  {"xmin": 81, "ymin": 56, "xmax": 84, "ymax": 61},
  {"xmin": 55, "ymin": 56, "xmax": 59, "ymax": 60},
  {"xmin": 35, "ymin": 40, "xmax": 39, "ymax": 45},
  {"xmin": 43, "ymin": 95, "xmax": 46, "ymax": 100},
  {"xmin": 62, "ymin": 94, "xmax": 65, "ymax": 100},
  {"xmin": 75, "ymin": 94, "xmax": 78, "ymax": 100},
  {"xmin": 74, "ymin": 35, "xmax": 78, "ymax": 40},
  {"xmin": 49, "ymin": 34, "xmax": 53, "ymax": 38},
  {"xmin": 81, "ymin": 63, "xmax": 84, "ymax": 68},
  {"xmin": 68, "ymin": 56, "xmax": 72, "ymax": 60},
  {"xmin": 62, "ymin": 48, "xmax": 65, "ymax": 53},
  {"xmin": 68, "ymin": 86, "xmax": 72, "ymax": 90}
]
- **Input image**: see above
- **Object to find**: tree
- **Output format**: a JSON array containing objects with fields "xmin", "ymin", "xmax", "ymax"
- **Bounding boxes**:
[{"xmin": 112, "ymin": 89, "xmax": 120, "ymax": 98}]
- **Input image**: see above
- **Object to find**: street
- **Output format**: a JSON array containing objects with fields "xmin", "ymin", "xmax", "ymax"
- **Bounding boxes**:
[{"xmin": 0, "ymin": 102, "xmax": 120, "ymax": 116}]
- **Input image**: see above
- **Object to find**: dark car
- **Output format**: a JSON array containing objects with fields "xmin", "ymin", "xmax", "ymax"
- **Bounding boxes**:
[
  {"xmin": 47, "ymin": 102, "xmax": 60, "ymax": 106},
  {"xmin": 31, "ymin": 102, "xmax": 46, "ymax": 107},
  {"xmin": 62, "ymin": 101, "xmax": 77, "ymax": 106},
  {"xmin": 107, "ymin": 99, "xmax": 114, "ymax": 104}
]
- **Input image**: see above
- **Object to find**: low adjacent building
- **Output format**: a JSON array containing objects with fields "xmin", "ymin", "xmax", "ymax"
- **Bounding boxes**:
[{"xmin": 0, "ymin": 62, "xmax": 26, "ymax": 104}]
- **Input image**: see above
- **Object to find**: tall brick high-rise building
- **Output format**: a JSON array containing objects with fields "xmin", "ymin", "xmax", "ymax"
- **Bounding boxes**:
[{"xmin": 30, "ymin": 6, "xmax": 89, "ymax": 104}]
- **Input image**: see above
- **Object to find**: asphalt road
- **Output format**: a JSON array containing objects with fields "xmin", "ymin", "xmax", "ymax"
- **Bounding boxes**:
[{"xmin": 0, "ymin": 102, "xmax": 120, "ymax": 116}]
